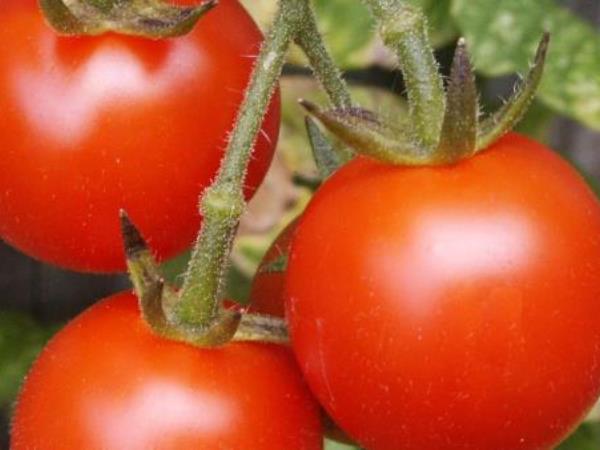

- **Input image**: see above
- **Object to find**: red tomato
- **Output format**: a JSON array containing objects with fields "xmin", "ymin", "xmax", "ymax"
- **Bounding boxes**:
[
  {"xmin": 248, "ymin": 219, "xmax": 298, "ymax": 317},
  {"xmin": 11, "ymin": 291, "xmax": 322, "ymax": 449},
  {"xmin": 285, "ymin": 133, "xmax": 600, "ymax": 450},
  {"xmin": 0, "ymin": 0, "xmax": 280, "ymax": 272}
]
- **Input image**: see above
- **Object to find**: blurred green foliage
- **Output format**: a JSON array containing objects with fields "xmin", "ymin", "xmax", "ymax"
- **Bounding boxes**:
[
  {"xmin": 311, "ymin": 0, "xmax": 373, "ymax": 67},
  {"xmin": 0, "ymin": 312, "xmax": 55, "ymax": 409},
  {"xmin": 451, "ymin": 0, "xmax": 600, "ymax": 131},
  {"xmin": 282, "ymin": 0, "xmax": 600, "ymax": 131},
  {"xmin": 559, "ymin": 422, "xmax": 600, "ymax": 450}
]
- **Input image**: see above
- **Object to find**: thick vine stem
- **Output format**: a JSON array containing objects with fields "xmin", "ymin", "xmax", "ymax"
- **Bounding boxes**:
[
  {"xmin": 175, "ymin": 0, "xmax": 303, "ymax": 329},
  {"xmin": 175, "ymin": 184, "xmax": 245, "ymax": 326},
  {"xmin": 175, "ymin": 0, "xmax": 361, "ymax": 335},
  {"xmin": 39, "ymin": 0, "xmax": 216, "ymax": 37},
  {"xmin": 361, "ymin": 0, "xmax": 445, "ymax": 150}
]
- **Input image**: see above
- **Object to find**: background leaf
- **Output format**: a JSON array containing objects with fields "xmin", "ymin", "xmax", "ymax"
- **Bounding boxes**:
[
  {"xmin": 264, "ymin": 0, "xmax": 458, "ymax": 69},
  {"xmin": 0, "ymin": 312, "xmax": 55, "ymax": 408},
  {"xmin": 408, "ymin": 0, "xmax": 458, "ymax": 47},
  {"xmin": 452, "ymin": 0, "xmax": 600, "ymax": 131},
  {"xmin": 311, "ymin": 0, "xmax": 374, "ymax": 68},
  {"xmin": 558, "ymin": 421, "xmax": 600, "ymax": 449}
]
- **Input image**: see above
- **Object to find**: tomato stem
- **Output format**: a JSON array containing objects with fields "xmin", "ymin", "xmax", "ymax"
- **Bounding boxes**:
[
  {"xmin": 176, "ymin": 0, "xmax": 353, "ymax": 334},
  {"xmin": 361, "ymin": 0, "xmax": 445, "ymax": 150},
  {"xmin": 175, "ymin": 0, "xmax": 296, "ymax": 330},
  {"xmin": 294, "ymin": 8, "xmax": 353, "ymax": 110}
]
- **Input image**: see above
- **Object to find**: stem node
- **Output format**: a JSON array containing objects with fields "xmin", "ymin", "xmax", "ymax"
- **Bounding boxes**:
[{"xmin": 200, "ymin": 185, "xmax": 245, "ymax": 222}]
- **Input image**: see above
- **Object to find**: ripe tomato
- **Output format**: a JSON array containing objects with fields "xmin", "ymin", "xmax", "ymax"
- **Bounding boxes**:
[
  {"xmin": 285, "ymin": 133, "xmax": 600, "ymax": 450},
  {"xmin": 11, "ymin": 291, "xmax": 322, "ymax": 449},
  {"xmin": 0, "ymin": 0, "xmax": 280, "ymax": 272},
  {"xmin": 248, "ymin": 219, "xmax": 298, "ymax": 317}
]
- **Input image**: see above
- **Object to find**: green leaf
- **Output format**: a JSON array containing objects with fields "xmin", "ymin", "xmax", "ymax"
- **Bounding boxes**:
[
  {"xmin": 406, "ymin": 0, "xmax": 457, "ymax": 47},
  {"xmin": 557, "ymin": 422, "xmax": 600, "ymax": 450},
  {"xmin": 311, "ymin": 0, "xmax": 374, "ymax": 68},
  {"xmin": 305, "ymin": 0, "xmax": 457, "ymax": 68},
  {"xmin": 452, "ymin": 0, "xmax": 600, "ymax": 131}
]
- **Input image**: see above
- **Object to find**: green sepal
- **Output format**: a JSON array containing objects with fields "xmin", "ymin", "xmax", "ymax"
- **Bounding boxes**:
[
  {"xmin": 305, "ymin": 32, "xmax": 550, "ymax": 167},
  {"xmin": 477, "ymin": 33, "xmax": 550, "ymax": 151},
  {"xmin": 39, "ymin": 0, "xmax": 217, "ymax": 38},
  {"xmin": 120, "ymin": 210, "xmax": 236, "ymax": 345},
  {"xmin": 120, "ymin": 210, "xmax": 287, "ymax": 347},
  {"xmin": 39, "ymin": 0, "xmax": 86, "ymax": 35},
  {"xmin": 305, "ymin": 117, "xmax": 351, "ymax": 179},
  {"xmin": 436, "ymin": 38, "xmax": 479, "ymax": 162},
  {"xmin": 233, "ymin": 313, "xmax": 289, "ymax": 344},
  {"xmin": 300, "ymin": 100, "xmax": 430, "ymax": 166},
  {"xmin": 120, "ymin": 210, "xmax": 174, "ymax": 331}
]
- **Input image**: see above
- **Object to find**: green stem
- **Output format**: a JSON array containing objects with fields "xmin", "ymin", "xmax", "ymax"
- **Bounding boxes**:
[
  {"xmin": 360, "ymin": 0, "xmax": 445, "ymax": 150},
  {"xmin": 176, "ymin": 0, "xmax": 358, "ymax": 333},
  {"xmin": 175, "ymin": 0, "xmax": 302, "ymax": 327},
  {"xmin": 294, "ymin": 4, "xmax": 353, "ymax": 109}
]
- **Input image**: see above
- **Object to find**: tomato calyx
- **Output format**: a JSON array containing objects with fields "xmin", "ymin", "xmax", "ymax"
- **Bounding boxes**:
[
  {"xmin": 119, "ymin": 210, "xmax": 288, "ymax": 347},
  {"xmin": 303, "ymin": 33, "xmax": 550, "ymax": 167},
  {"xmin": 300, "ymin": 99, "xmax": 428, "ymax": 165},
  {"xmin": 305, "ymin": 117, "xmax": 353, "ymax": 179},
  {"xmin": 39, "ymin": 0, "xmax": 217, "ymax": 38}
]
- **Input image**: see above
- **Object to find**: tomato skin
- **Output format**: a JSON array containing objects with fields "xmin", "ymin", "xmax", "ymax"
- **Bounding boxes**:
[
  {"xmin": 11, "ymin": 292, "xmax": 322, "ymax": 449},
  {"xmin": 285, "ymin": 133, "xmax": 600, "ymax": 450},
  {"xmin": 0, "ymin": 0, "xmax": 280, "ymax": 272},
  {"xmin": 248, "ymin": 219, "xmax": 298, "ymax": 317}
]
